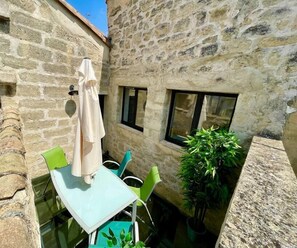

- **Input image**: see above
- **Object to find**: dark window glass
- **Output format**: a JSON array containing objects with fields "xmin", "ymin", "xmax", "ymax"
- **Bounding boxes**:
[
  {"xmin": 167, "ymin": 93, "xmax": 197, "ymax": 141},
  {"xmin": 166, "ymin": 91, "xmax": 238, "ymax": 146},
  {"xmin": 121, "ymin": 87, "xmax": 147, "ymax": 131}
]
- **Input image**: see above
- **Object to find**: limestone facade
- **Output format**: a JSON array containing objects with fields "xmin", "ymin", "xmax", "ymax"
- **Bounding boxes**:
[
  {"xmin": 0, "ymin": 0, "xmax": 110, "ymax": 178},
  {"xmin": 0, "ymin": 97, "xmax": 40, "ymax": 248},
  {"xmin": 106, "ymin": 0, "xmax": 297, "ymax": 232},
  {"xmin": 0, "ymin": 0, "xmax": 296, "ymax": 243},
  {"xmin": 216, "ymin": 136, "xmax": 297, "ymax": 247}
]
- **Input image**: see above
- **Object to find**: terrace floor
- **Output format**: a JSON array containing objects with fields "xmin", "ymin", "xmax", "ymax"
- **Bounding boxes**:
[{"xmin": 32, "ymin": 158, "xmax": 217, "ymax": 248}]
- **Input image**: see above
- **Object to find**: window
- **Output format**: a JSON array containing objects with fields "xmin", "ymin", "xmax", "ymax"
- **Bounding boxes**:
[
  {"xmin": 166, "ymin": 91, "xmax": 238, "ymax": 146},
  {"xmin": 121, "ymin": 87, "xmax": 147, "ymax": 131}
]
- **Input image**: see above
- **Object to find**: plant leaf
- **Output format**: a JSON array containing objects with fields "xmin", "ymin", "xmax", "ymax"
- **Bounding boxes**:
[
  {"xmin": 108, "ymin": 227, "xmax": 115, "ymax": 236},
  {"xmin": 120, "ymin": 229, "xmax": 125, "ymax": 240},
  {"xmin": 112, "ymin": 236, "xmax": 117, "ymax": 245},
  {"xmin": 125, "ymin": 232, "xmax": 132, "ymax": 242},
  {"xmin": 102, "ymin": 232, "xmax": 111, "ymax": 239},
  {"xmin": 107, "ymin": 240, "xmax": 113, "ymax": 247}
]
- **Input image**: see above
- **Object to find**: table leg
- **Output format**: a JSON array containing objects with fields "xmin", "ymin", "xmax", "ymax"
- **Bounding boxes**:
[{"xmin": 89, "ymin": 231, "xmax": 96, "ymax": 245}]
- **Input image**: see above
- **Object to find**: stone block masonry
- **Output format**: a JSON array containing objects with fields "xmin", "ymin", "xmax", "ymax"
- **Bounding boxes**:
[
  {"xmin": 216, "ymin": 136, "xmax": 297, "ymax": 247},
  {"xmin": 0, "ymin": 0, "xmax": 110, "ymax": 178},
  {"xmin": 0, "ymin": 97, "xmax": 40, "ymax": 248},
  {"xmin": 0, "ymin": 0, "xmax": 111, "ymax": 245},
  {"xmin": 106, "ymin": 0, "xmax": 297, "ymax": 234},
  {"xmin": 10, "ymin": 23, "xmax": 43, "ymax": 44}
]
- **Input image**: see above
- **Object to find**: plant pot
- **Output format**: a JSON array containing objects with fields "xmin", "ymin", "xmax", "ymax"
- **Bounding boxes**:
[{"xmin": 186, "ymin": 218, "xmax": 207, "ymax": 242}]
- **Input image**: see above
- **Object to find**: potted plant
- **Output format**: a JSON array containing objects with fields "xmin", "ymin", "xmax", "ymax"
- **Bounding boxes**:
[
  {"xmin": 102, "ymin": 228, "xmax": 145, "ymax": 248},
  {"xmin": 178, "ymin": 127, "xmax": 243, "ymax": 241}
]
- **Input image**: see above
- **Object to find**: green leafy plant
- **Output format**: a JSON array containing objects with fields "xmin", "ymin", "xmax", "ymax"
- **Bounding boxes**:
[
  {"xmin": 178, "ymin": 127, "xmax": 243, "ymax": 232},
  {"xmin": 102, "ymin": 228, "xmax": 145, "ymax": 248}
]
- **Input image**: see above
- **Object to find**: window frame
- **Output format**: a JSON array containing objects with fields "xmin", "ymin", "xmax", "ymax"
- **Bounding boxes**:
[
  {"xmin": 165, "ymin": 90, "xmax": 238, "ymax": 146},
  {"xmin": 121, "ymin": 86, "xmax": 147, "ymax": 132}
]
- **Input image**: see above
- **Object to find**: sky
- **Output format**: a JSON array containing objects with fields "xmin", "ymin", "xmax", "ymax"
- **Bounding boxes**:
[{"xmin": 66, "ymin": 0, "xmax": 108, "ymax": 35}]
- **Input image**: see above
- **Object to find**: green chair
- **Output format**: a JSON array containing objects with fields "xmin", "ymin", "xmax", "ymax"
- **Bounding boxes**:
[
  {"xmin": 123, "ymin": 165, "xmax": 161, "ymax": 227},
  {"xmin": 42, "ymin": 146, "xmax": 68, "ymax": 171},
  {"xmin": 89, "ymin": 221, "xmax": 139, "ymax": 248},
  {"xmin": 40, "ymin": 146, "xmax": 73, "ymax": 247},
  {"xmin": 41, "ymin": 146, "xmax": 68, "ymax": 197},
  {"xmin": 103, "ymin": 150, "xmax": 132, "ymax": 178}
]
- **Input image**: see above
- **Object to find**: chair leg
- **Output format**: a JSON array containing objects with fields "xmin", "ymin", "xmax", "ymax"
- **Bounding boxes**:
[
  {"xmin": 143, "ymin": 203, "xmax": 155, "ymax": 227},
  {"xmin": 122, "ymin": 205, "xmax": 155, "ymax": 228},
  {"xmin": 42, "ymin": 177, "xmax": 51, "ymax": 197},
  {"xmin": 121, "ymin": 209, "xmax": 146, "ymax": 226},
  {"xmin": 42, "ymin": 177, "xmax": 57, "ymax": 205}
]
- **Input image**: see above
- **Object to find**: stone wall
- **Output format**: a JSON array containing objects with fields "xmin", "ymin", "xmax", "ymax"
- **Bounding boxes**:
[
  {"xmin": 283, "ymin": 96, "xmax": 297, "ymax": 174},
  {"xmin": 0, "ymin": 0, "xmax": 110, "ymax": 178},
  {"xmin": 106, "ymin": 0, "xmax": 297, "ymax": 233},
  {"xmin": 216, "ymin": 136, "xmax": 297, "ymax": 247},
  {"xmin": 0, "ymin": 97, "xmax": 39, "ymax": 248}
]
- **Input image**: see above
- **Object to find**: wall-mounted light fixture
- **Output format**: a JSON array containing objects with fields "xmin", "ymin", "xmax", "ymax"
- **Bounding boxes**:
[{"xmin": 68, "ymin": 85, "xmax": 78, "ymax": 96}]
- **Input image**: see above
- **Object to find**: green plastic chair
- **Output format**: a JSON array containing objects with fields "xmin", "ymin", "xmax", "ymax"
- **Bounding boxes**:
[
  {"xmin": 41, "ymin": 146, "xmax": 68, "ymax": 197},
  {"xmin": 41, "ymin": 146, "xmax": 68, "ymax": 171},
  {"xmin": 123, "ymin": 165, "xmax": 161, "ymax": 227},
  {"xmin": 103, "ymin": 150, "xmax": 132, "ymax": 178},
  {"xmin": 89, "ymin": 221, "xmax": 139, "ymax": 248}
]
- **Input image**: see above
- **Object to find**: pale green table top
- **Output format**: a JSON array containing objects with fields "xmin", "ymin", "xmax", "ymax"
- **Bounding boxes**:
[{"xmin": 50, "ymin": 165, "xmax": 137, "ymax": 234}]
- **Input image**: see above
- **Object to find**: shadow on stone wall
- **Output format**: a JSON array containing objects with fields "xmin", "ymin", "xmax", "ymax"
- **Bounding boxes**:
[
  {"xmin": 283, "ymin": 97, "xmax": 297, "ymax": 176},
  {"xmin": 65, "ymin": 99, "xmax": 77, "ymax": 117}
]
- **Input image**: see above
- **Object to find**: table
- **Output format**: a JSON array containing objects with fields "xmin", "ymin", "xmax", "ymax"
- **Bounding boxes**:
[{"xmin": 50, "ymin": 165, "xmax": 138, "ymax": 243}]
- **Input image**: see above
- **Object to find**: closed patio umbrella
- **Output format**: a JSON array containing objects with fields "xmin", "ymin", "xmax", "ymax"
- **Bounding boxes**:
[{"xmin": 72, "ymin": 58, "xmax": 105, "ymax": 184}]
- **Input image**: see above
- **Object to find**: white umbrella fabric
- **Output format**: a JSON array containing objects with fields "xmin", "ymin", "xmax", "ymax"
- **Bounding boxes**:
[{"xmin": 72, "ymin": 58, "xmax": 105, "ymax": 184}]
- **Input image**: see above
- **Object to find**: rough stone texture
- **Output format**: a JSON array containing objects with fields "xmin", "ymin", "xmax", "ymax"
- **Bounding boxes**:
[
  {"xmin": 106, "ymin": 0, "xmax": 297, "ymax": 234},
  {"xmin": 0, "ymin": 136, "xmax": 25, "ymax": 155},
  {"xmin": 0, "ymin": 0, "xmax": 110, "ymax": 178},
  {"xmin": 283, "ymin": 96, "xmax": 297, "ymax": 175},
  {"xmin": 17, "ymin": 43, "xmax": 52, "ymax": 62},
  {"xmin": 0, "ymin": 71, "xmax": 17, "ymax": 96},
  {"xmin": 0, "ymin": 98, "xmax": 40, "ymax": 248},
  {"xmin": 0, "ymin": 217, "xmax": 33, "ymax": 248},
  {"xmin": 0, "ymin": 174, "xmax": 26, "ymax": 199},
  {"xmin": 11, "ymin": 11, "xmax": 53, "ymax": 33},
  {"xmin": 0, "ymin": 0, "xmax": 10, "ymax": 18},
  {"xmin": 0, "ymin": 71, "xmax": 17, "ymax": 85},
  {"xmin": 10, "ymin": 23, "xmax": 43, "ymax": 44},
  {"xmin": 216, "ymin": 136, "xmax": 297, "ymax": 247},
  {"xmin": 5, "ymin": 0, "xmax": 36, "ymax": 13}
]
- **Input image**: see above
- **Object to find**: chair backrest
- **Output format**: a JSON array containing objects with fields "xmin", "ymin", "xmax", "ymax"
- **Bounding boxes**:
[
  {"xmin": 118, "ymin": 149, "xmax": 132, "ymax": 177},
  {"xmin": 140, "ymin": 165, "xmax": 161, "ymax": 203},
  {"xmin": 41, "ymin": 146, "xmax": 68, "ymax": 171}
]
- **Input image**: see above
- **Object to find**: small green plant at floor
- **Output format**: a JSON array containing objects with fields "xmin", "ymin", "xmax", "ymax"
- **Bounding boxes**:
[
  {"xmin": 178, "ymin": 127, "xmax": 243, "ymax": 233},
  {"xmin": 102, "ymin": 228, "xmax": 145, "ymax": 248}
]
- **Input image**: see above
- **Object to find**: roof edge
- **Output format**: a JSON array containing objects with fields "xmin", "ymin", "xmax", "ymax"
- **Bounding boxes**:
[{"xmin": 56, "ymin": 0, "xmax": 111, "ymax": 48}]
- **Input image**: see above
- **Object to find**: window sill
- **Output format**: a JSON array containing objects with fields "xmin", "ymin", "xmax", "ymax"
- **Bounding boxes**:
[
  {"xmin": 159, "ymin": 140, "xmax": 183, "ymax": 153},
  {"xmin": 117, "ymin": 123, "xmax": 144, "ymax": 135}
]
